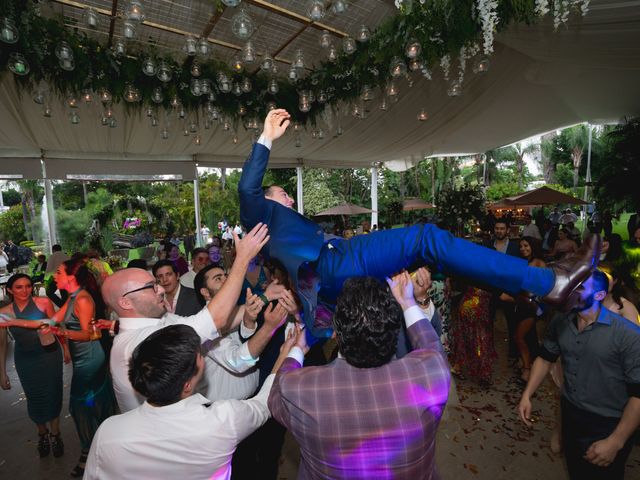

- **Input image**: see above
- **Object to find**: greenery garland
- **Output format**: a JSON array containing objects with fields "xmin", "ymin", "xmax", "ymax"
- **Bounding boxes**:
[{"xmin": 0, "ymin": 0, "xmax": 586, "ymax": 131}]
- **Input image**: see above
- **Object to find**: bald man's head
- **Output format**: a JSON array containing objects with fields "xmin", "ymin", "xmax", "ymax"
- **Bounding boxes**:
[{"xmin": 102, "ymin": 269, "xmax": 167, "ymax": 319}]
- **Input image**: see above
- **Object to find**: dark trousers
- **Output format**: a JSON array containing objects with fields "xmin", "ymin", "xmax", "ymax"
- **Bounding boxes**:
[
  {"xmin": 561, "ymin": 397, "xmax": 634, "ymax": 479},
  {"xmin": 231, "ymin": 418, "xmax": 287, "ymax": 480}
]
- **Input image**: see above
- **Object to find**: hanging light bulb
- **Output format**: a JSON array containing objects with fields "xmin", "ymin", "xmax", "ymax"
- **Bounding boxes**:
[
  {"xmin": 43, "ymin": 104, "xmax": 52, "ymax": 117},
  {"xmin": 183, "ymin": 128, "xmax": 190, "ymax": 136},
  {"xmin": 319, "ymin": 30, "xmax": 331, "ymax": 49},
  {"xmin": 242, "ymin": 41, "xmax": 256, "ymax": 64},
  {"xmin": 83, "ymin": 8, "xmax": 100, "ymax": 29},
  {"xmin": 109, "ymin": 118, "xmax": 117, "ymax": 128},
  {"xmin": 210, "ymin": 106, "xmax": 220, "ymax": 121},
  {"xmin": 113, "ymin": 39, "xmax": 126, "ymax": 56},
  {"xmin": 266, "ymin": 101, "xmax": 276, "ymax": 111},
  {"xmin": 232, "ymin": 81, "xmax": 242, "ymax": 96},
  {"xmin": 217, "ymin": 72, "xmax": 231, "ymax": 93},
  {"xmin": 342, "ymin": 37, "xmax": 356, "ymax": 55},
  {"xmin": 157, "ymin": 61, "xmax": 172, "ymax": 82},
  {"xmin": 447, "ymin": 81, "xmax": 462, "ymax": 97},
  {"xmin": 317, "ymin": 90, "xmax": 327, "ymax": 103},
  {"xmin": 356, "ymin": 25, "xmax": 370, "ymax": 43},
  {"xmin": 223, "ymin": 118, "xmax": 231, "ymax": 131},
  {"xmin": 241, "ymin": 77, "xmax": 252, "ymax": 93},
  {"xmin": 1, "ymin": 17, "xmax": 19, "ymax": 44},
  {"xmin": 208, "ymin": 92, "xmax": 216, "ymax": 102},
  {"xmin": 405, "ymin": 39, "xmax": 421, "ymax": 59},
  {"xmin": 222, "ymin": 0, "xmax": 242, "ymax": 7},
  {"xmin": 238, "ymin": 104, "xmax": 247, "ymax": 116},
  {"xmin": 268, "ymin": 78, "xmax": 279, "ymax": 95},
  {"xmin": 142, "ymin": 57, "xmax": 157, "ymax": 76},
  {"xmin": 231, "ymin": 55, "xmax": 243, "ymax": 73},
  {"xmin": 386, "ymin": 81, "xmax": 398, "ymax": 97},
  {"xmin": 232, "ymin": 134, "xmax": 239, "ymax": 144},
  {"xmin": 194, "ymin": 135, "xmax": 202, "ymax": 146},
  {"xmin": 417, "ymin": 108, "xmax": 428, "ymax": 121},
  {"xmin": 260, "ymin": 54, "xmax": 274, "ymax": 72},
  {"xmin": 104, "ymin": 105, "xmax": 114, "ymax": 118},
  {"xmin": 231, "ymin": 8, "xmax": 254, "ymax": 40},
  {"xmin": 197, "ymin": 37, "xmax": 210, "ymax": 57},
  {"xmin": 32, "ymin": 83, "xmax": 48, "ymax": 104},
  {"xmin": 125, "ymin": 0, "xmax": 145, "ymax": 23},
  {"xmin": 351, "ymin": 102, "xmax": 362, "ymax": 118},
  {"xmin": 123, "ymin": 21, "xmax": 136, "ymax": 40},
  {"xmin": 151, "ymin": 87, "xmax": 163, "ymax": 104},
  {"xmin": 299, "ymin": 100, "xmax": 311, "ymax": 113},
  {"xmin": 69, "ymin": 111, "xmax": 80, "ymax": 125},
  {"xmin": 161, "ymin": 128, "xmax": 169, "ymax": 139},
  {"xmin": 99, "ymin": 88, "xmax": 112, "ymax": 104},
  {"xmin": 328, "ymin": 44, "xmax": 338, "ymax": 62},
  {"xmin": 201, "ymin": 79, "xmax": 211, "ymax": 95},
  {"xmin": 55, "ymin": 41, "xmax": 75, "ymax": 71},
  {"xmin": 146, "ymin": 106, "xmax": 154, "ymax": 117},
  {"xmin": 473, "ymin": 56, "xmax": 490, "ymax": 74},
  {"xmin": 67, "ymin": 95, "xmax": 79, "ymax": 108},
  {"xmin": 288, "ymin": 66, "xmax": 299, "ymax": 83},
  {"xmin": 183, "ymin": 35, "xmax": 197, "ymax": 56},
  {"xmin": 331, "ymin": 0, "xmax": 347, "ymax": 14},
  {"xmin": 8, "ymin": 53, "xmax": 29, "ymax": 76},
  {"xmin": 170, "ymin": 95, "xmax": 181, "ymax": 108},
  {"xmin": 390, "ymin": 56, "xmax": 407, "ymax": 77},
  {"xmin": 293, "ymin": 49, "xmax": 305, "ymax": 70},
  {"xmin": 124, "ymin": 83, "xmax": 141, "ymax": 102},
  {"xmin": 82, "ymin": 89, "xmax": 93, "ymax": 103},
  {"xmin": 101, "ymin": 116, "xmax": 109, "ymax": 126},
  {"xmin": 408, "ymin": 58, "xmax": 423, "ymax": 72},
  {"xmin": 307, "ymin": 0, "xmax": 325, "ymax": 21},
  {"xmin": 190, "ymin": 60, "xmax": 201, "ymax": 77},
  {"xmin": 190, "ymin": 78, "xmax": 202, "ymax": 96}
]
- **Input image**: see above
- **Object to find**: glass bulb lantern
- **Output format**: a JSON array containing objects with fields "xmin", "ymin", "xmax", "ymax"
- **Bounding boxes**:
[
  {"xmin": 386, "ymin": 81, "xmax": 398, "ymax": 97},
  {"xmin": 67, "ymin": 95, "xmax": 79, "ymax": 108},
  {"xmin": 241, "ymin": 77, "xmax": 252, "ymax": 93},
  {"xmin": 405, "ymin": 40, "xmax": 421, "ymax": 59},
  {"xmin": 332, "ymin": 0, "xmax": 347, "ymax": 14},
  {"xmin": 361, "ymin": 85, "xmax": 373, "ymax": 102},
  {"xmin": 124, "ymin": 84, "xmax": 140, "ymax": 102},
  {"xmin": 356, "ymin": 25, "xmax": 370, "ymax": 43},
  {"xmin": 55, "ymin": 41, "xmax": 74, "ymax": 71},
  {"xmin": 123, "ymin": 21, "xmax": 136, "ymax": 40},
  {"xmin": 190, "ymin": 78, "xmax": 202, "ymax": 97},
  {"xmin": 183, "ymin": 35, "xmax": 197, "ymax": 56},
  {"xmin": 125, "ymin": 1, "xmax": 145, "ymax": 23},
  {"xmin": 197, "ymin": 37, "xmax": 210, "ymax": 57},
  {"xmin": 390, "ymin": 56, "xmax": 407, "ymax": 78},
  {"xmin": 288, "ymin": 66, "xmax": 299, "ymax": 83},
  {"xmin": 157, "ymin": 61, "xmax": 172, "ymax": 82},
  {"xmin": 232, "ymin": 82, "xmax": 242, "ymax": 96},
  {"xmin": 1, "ymin": 17, "xmax": 19, "ymax": 44},
  {"xmin": 113, "ymin": 39, "xmax": 126, "ymax": 56},
  {"xmin": 231, "ymin": 9, "xmax": 254, "ymax": 40},
  {"xmin": 142, "ymin": 57, "xmax": 157, "ymax": 76},
  {"xmin": 447, "ymin": 82, "xmax": 462, "ymax": 97},
  {"xmin": 242, "ymin": 41, "xmax": 256, "ymax": 64},
  {"xmin": 293, "ymin": 49, "xmax": 305, "ymax": 70},
  {"xmin": 231, "ymin": 55, "xmax": 243, "ymax": 73},
  {"xmin": 342, "ymin": 37, "xmax": 356, "ymax": 55},
  {"xmin": 417, "ymin": 108, "xmax": 428, "ymax": 121},
  {"xmin": 261, "ymin": 54, "xmax": 274, "ymax": 72},
  {"xmin": 69, "ymin": 112, "xmax": 80, "ymax": 125},
  {"xmin": 328, "ymin": 44, "xmax": 338, "ymax": 62},
  {"xmin": 191, "ymin": 60, "xmax": 202, "ymax": 77},
  {"xmin": 82, "ymin": 89, "xmax": 93, "ymax": 103},
  {"xmin": 84, "ymin": 8, "xmax": 100, "ymax": 29},
  {"xmin": 151, "ymin": 87, "xmax": 163, "ymax": 104},
  {"xmin": 99, "ymin": 88, "xmax": 112, "ymax": 104},
  {"xmin": 473, "ymin": 56, "xmax": 490, "ymax": 74},
  {"xmin": 319, "ymin": 30, "xmax": 331, "ymax": 49},
  {"xmin": 8, "ymin": 52, "xmax": 29, "ymax": 76},
  {"xmin": 268, "ymin": 78, "xmax": 279, "ymax": 95},
  {"xmin": 307, "ymin": 0, "xmax": 325, "ymax": 21}
]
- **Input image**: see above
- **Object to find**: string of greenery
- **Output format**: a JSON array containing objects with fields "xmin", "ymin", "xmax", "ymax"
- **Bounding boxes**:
[{"xmin": 0, "ymin": 0, "xmax": 564, "ymax": 130}]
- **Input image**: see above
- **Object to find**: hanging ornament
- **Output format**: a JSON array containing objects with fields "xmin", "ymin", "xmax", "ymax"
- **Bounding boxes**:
[
  {"xmin": 317, "ymin": 90, "xmax": 328, "ymax": 103},
  {"xmin": 157, "ymin": 61, "xmax": 172, "ymax": 82},
  {"xmin": 146, "ymin": 106, "xmax": 154, "ymax": 117},
  {"xmin": 161, "ymin": 128, "xmax": 169, "ymax": 140},
  {"xmin": 197, "ymin": 37, "xmax": 210, "ymax": 57},
  {"xmin": 223, "ymin": 118, "xmax": 231, "ymax": 131},
  {"xmin": 43, "ymin": 105, "xmax": 52, "ymax": 117},
  {"xmin": 342, "ymin": 37, "xmax": 356, "ymax": 55},
  {"xmin": 408, "ymin": 58, "xmax": 423, "ymax": 72},
  {"xmin": 83, "ymin": 8, "xmax": 100, "ymax": 29},
  {"xmin": 473, "ymin": 56, "xmax": 490, "ymax": 74},
  {"xmin": 260, "ymin": 54, "xmax": 274, "ymax": 72},
  {"xmin": 8, "ymin": 53, "xmax": 29, "ymax": 76},
  {"xmin": 327, "ymin": 44, "xmax": 338, "ymax": 62},
  {"xmin": 210, "ymin": 107, "xmax": 220, "ymax": 120},
  {"xmin": 417, "ymin": 108, "xmax": 428, "ymax": 121},
  {"xmin": 55, "ymin": 41, "xmax": 75, "ymax": 71},
  {"xmin": 232, "ymin": 81, "xmax": 242, "ymax": 96},
  {"xmin": 266, "ymin": 101, "xmax": 276, "ymax": 111},
  {"xmin": 32, "ymin": 83, "xmax": 49, "ymax": 104},
  {"xmin": 238, "ymin": 104, "xmax": 247, "ymax": 116},
  {"xmin": 104, "ymin": 105, "xmax": 114, "ymax": 118},
  {"xmin": 123, "ymin": 21, "xmax": 136, "ymax": 40},
  {"xmin": 69, "ymin": 112, "xmax": 80, "ymax": 125},
  {"xmin": 190, "ymin": 60, "xmax": 202, "ymax": 77},
  {"xmin": 241, "ymin": 77, "xmax": 252, "ymax": 93},
  {"xmin": 295, "ymin": 135, "xmax": 302, "ymax": 148},
  {"xmin": 201, "ymin": 79, "xmax": 211, "ymax": 95},
  {"xmin": 386, "ymin": 81, "xmax": 398, "ymax": 97},
  {"xmin": 99, "ymin": 88, "xmax": 112, "ymax": 104},
  {"xmin": 207, "ymin": 92, "xmax": 216, "ymax": 102},
  {"xmin": 1, "ymin": 17, "xmax": 19, "ymax": 44},
  {"xmin": 405, "ymin": 39, "xmax": 421, "ymax": 59},
  {"xmin": 124, "ymin": 84, "xmax": 141, "ymax": 102},
  {"xmin": 288, "ymin": 66, "xmax": 299, "ymax": 83},
  {"xmin": 331, "ymin": 0, "xmax": 348, "ymax": 14},
  {"xmin": 242, "ymin": 41, "xmax": 256, "ymax": 64},
  {"xmin": 319, "ymin": 30, "xmax": 331, "ymax": 49},
  {"xmin": 170, "ymin": 95, "xmax": 181, "ymax": 108},
  {"xmin": 81, "ymin": 89, "xmax": 93, "ymax": 103},
  {"xmin": 222, "ymin": 0, "xmax": 242, "ymax": 7},
  {"xmin": 231, "ymin": 9, "xmax": 254, "ymax": 40},
  {"xmin": 299, "ymin": 100, "xmax": 311, "ymax": 113},
  {"xmin": 293, "ymin": 49, "xmax": 305, "ymax": 70},
  {"xmin": 447, "ymin": 81, "xmax": 462, "ymax": 97},
  {"xmin": 151, "ymin": 87, "xmax": 163, "ymax": 104},
  {"xmin": 183, "ymin": 35, "xmax": 197, "ymax": 56},
  {"xmin": 113, "ymin": 39, "xmax": 126, "ymax": 56},
  {"xmin": 351, "ymin": 102, "xmax": 362, "ymax": 118},
  {"xmin": 109, "ymin": 118, "xmax": 117, "ymax": 128},
  {"xmin": 360, "ymin": 85, "xmax": 374, "ymax": 102},
  {"xmin": 142, "ymin": 57, "xmax": 157, "ymax": 76},
  {"xmin": 307, "ymin": 0, "xmax": 325, "ymax": 21},
  {"xmin": 67, "ymin": 95, "xmax": 79, "ymax": 108},
  {"xmin": 390, "ymin": 56, "xmax": 407, "ymax": 77},
  {"xmin": 125, "ymin": 1, "xmax": 145, "ymax": 23},
  {"xmin": 190, "ymin": 78, "xmax": 203, "ymax": 96},
  {"xmin": 231, "ymin": 55, "xmax": 244, "ymax": 73},
  {"xmin": 194, "ymin": 135, "xmax": 202, "ymax": 146},
  {"xmin": 356, "ymin": 25, "xmax": 370, "ymax": 43},
  {"xmin": 101, "ymin": 116, "xmax": 109, "ymax": 126},
  {"xmin": 268, "ymin": 78, "xmax": 279, "ymax": 95},
  {"xmin": 232, "ymin": 134, "xmax": 239, "ymax": 144},
  {"xmin": 218, "ymin": 76, "xmax": 232, "ymax": 93}
]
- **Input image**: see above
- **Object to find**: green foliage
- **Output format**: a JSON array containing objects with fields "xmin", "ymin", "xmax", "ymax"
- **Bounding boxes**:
[
  {"xmin": 555, "ymin": 163, "xmax": 575, "ymax": 188},
  {"xmin": 302, "ymin": 169, "xmax": 343, "ymax": 216},
  {"xmin": 435, "ymin": 183, "xmax": 485, "ymax": 233},
  {"xmin": 0, "ymin": 205, "xmax": 26, "ymax": 242},
  {"xmin": 485, "ymin": 182, "xmax": 521, "ymax": 201},
  {"xmin": 55, "ymin": 209, "xmax": 91, "ymax": 253},
  {"xmin": 1, "ymin": 188, "xmax": 21, "ymax": 206}
]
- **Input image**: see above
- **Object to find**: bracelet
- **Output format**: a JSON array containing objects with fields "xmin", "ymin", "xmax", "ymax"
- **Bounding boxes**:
[
  {"xmin": 416, "ymin": 297, "xmax": 431, "ymax": 307},
  {"xmin": 259, "ymin": 294, "xmax": 269, "ymax": 305}
]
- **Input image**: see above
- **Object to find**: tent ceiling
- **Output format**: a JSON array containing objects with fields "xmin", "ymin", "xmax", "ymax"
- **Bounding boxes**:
[{"xmin": 1, "ymin": 0, "xmax": 639, "ymax": 178}]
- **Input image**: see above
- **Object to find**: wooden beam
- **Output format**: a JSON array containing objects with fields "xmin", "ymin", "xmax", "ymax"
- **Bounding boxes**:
[
  {"xmin": 245, "ymin": 0, "xmax": 347, "ymax": 37},
  {"xmin": 108, "ymin": 0, "xmax": 118, "ymax": 47},
  {"xmin": 201, "ymin": 5, "xmax": 226, "ymax": 39}
]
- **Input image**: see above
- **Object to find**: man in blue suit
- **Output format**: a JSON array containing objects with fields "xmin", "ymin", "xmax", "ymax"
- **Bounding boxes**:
[{"xmin": 239, "ymin": 110, "xmax": 601, "ymax": 338}]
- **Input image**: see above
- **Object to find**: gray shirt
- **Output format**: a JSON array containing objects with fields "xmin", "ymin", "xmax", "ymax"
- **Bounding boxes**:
[{"xmin": 540, "ymin": 307, "xmax": 640, "ymax": 418}]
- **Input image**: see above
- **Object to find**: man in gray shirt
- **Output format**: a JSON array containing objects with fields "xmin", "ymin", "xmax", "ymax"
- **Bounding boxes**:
[{"xmin": 518, "ymin": 270, "xmax": 640, "ymax": 479}]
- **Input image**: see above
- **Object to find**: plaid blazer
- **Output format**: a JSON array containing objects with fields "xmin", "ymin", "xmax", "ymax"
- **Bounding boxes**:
[{"xmin": 268, "ymin": 318, "xmax": 450, "ymax": 479}]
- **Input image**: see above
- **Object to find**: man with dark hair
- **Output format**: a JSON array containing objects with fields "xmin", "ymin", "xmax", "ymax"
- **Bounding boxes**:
[
  {"xmin": 519, "ymin": 270, "xmax": 640, "ymax": 479},
  {"xmin": 268, "ymin": 272, "xmax": 450, "ymax": 479},
  {"xmin": 180, "ymin": 247, "xmax": 210, "ymax": 289},
  {"xmin": 84, "ymin": 323, "xmax": 300, "ymax": 480},
  {"xmin": 45, "ymin": 243, "xmax": 70, "ymax": 307},
  {"xmin": 152, "ymin": 259, "xmax": 200, "ymax": 316},
  {"xmin": 240, "ymin": 109, "xmax": 601, "ymax": 338}
]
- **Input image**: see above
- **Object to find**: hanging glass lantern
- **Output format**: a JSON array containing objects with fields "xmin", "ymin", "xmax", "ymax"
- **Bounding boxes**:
[
  {"xmin": 1, "ymin": 17, "xmax": 19, "ymax": 44},
  {"xmin": 386, "ymin": 81, "xmax": 398, "ymax": 97},
  {"xmin": 217, "ymin": 72, "xmax": 231, "ymax": 93},
  {"xmin": 109, "ymin": 118, "xmax": 117, "ymax": 128},
  {"xmin": 241, "ymin": 77, "xmax": 252, "ymax": 93},
  {"xmin": 32, "ymin": 83, "xmax": 48, "ymax": 104},
  {"xmin": 43, "ymin": 104, "xmax": 52, "ymax": 117},
  {"xmin": 266, "ymin": 101, "xmax": 276, "ymax": 112},
  {"xmin": 231, "ymin": 9, "xmax": 254, "ymax": 40},
  {"xmin": 190, "ymin": 60, "xmax": 202, "ymax": 77},
  {"xmin": 351, "ymin": 102, "xmax": 362, "ymax": 118},
  {"xmin": 231, "ymin": 54, "xmax": 243, "ymax": 73},
  {"xmin": 221, "ymin": 0, "xmax": 241, "ymax": 7},
  {"xmin": 260, "ymin": 54, "xmax": 274, "ymax": 72},
  {"xmin": 69, "ymin": 111, "xmax": 80, "ymax": 125},
  {"xmin": 307, "ymin": 0, "xmax": 325, "ymax": 21},
  {"xmin": 361, "ymin": 85, "xmax": 373, "ymax": 102},
  {"xmin": 99, "ymin": 88, "xmax": 112, "ymax": 104},
  {"xmin": 328, "ymin": 44, "xmax": 338, "ymax": 62},
  {"xmin": 210, "ymin": 106, "xmax": 220, "ymax": 121},
  {"xmin": 101, "ymin": 116, "xmax": 109, "ymax": 126},
  {"xmin": 123, "ymin": 21, "xmax": 136, "ymax": 40},
  {"xmin": 82, "ymin": 89, "xmax": 93, "ymax": 103},
  {"xmin": 104, "ymin": 105, "xmax": 114, "ymax": 118},
  {"xmin": 473, "ymin": 56, "xmax": 490, "ymax": 74},
  {"xmin": 405, "ymin": 39, "xmax": 421, "ymax": 59},
  {"xmin": 342, "ymin": 37, "xmax": 356, "ymax": 55},
  {"xmin": 145, "ymin": 106, "xmax": 154, "ymax": 117},
  {"xmin": 317, "ymin": 90, "xmax": 327, "ymax": 103},
  {"xmin": 447, "ymin": 81, "xmax": 462, "ymax": 97},
  {"xmin": 232, "ymin": 134, "xmax": 239, "ymax": 144},
  {"xmin": 293, "ymin": 49, "xmax": 305, "ymax": 70},
  {"xmin": 331, "ymin": 0, "xmax": 347, "ymax": 14},
  {"xmin": 242, "ymin": 41, "xmax": 256, "ymax": 64},
  {"xmin": 170, "ymin": 95, "xmax": 181, "ymax": 108},
  {"xmin": 161, "ymin": 128, "xmax": 169, "ymax": 140},
  {"xmin": 201, "ymin": 79, "xmax": 211, "ymax": 95},
  {"xmin": 390, "ymin": 56, "xmax": 407, "ymax": 77},
  {"xmin": 113, "ymin": 39, "xmax": 126, "ymax": 56},
  {"xmin": 197, "ymin": 37, "xmax": 210, "ymax": 57},
  {"xmin": 190, "ymin": 78, "xmax": 203, "ymax": 96},
  {"xmin": 232, "ymin": 81, "xmax": 242, "ymax": 96},
  {"xmin": 142, "ymin": 57, "xmax": 157, "ymax": 76},
  {"xmin": 55, "ymin": 41, "xmax": 74, "ymax": 70},
  {"xmin": 8, "ymin": 53, "xmax": 29, "ymax": 76},
  {"xmin": 268, "ymin": 78, "xmax": 279, "ymax": 95},
  {"xmin": 299, "ymin": 100, "xmax": 311, "ymax": 113},
  {"xmin": 157, "ymin": 61, "xmax": 172, "ymax": 82},
  {"xmin": 125, "ymin": 1, "xmax": 145, "ymax": 23},
  {"xmin": 356, "ymin": 25, "xmax": 370, "ymax": 43},
  {"xmin": 194, "ymin": 135, "xmax": 202, "ymax": 146},
  {"xmin": 208, "ymin": 92, "xmax": 216, "ymax": 102},
  {"xmin": 319, "ymin": 30, "xmax": 331, "ymax": 49},
  {"xmin": 183, "ymin": 35, "xmax": 197, "ymax": 56},
  {"xmin": 238, "ymin": 104, "xmax": 247, "ymax": 116},
  {"xmin": 417, "ymin": 108, "xmax": 428, "ymax": 121},
  {"xmin": 151, "ymin": 87, "xmax": 163, "ymax": 104},
  {"xmin": 67, "ymin": 95, "xmax": 79, "ymax": 108},
  {"xmin": 83, "ymin": 8, "xmax": 100, "ymax": 29},
  {"xmin": 124, "ymin": 83, "xmax": 141, "ymax": 102},
  {"xmin": 288, "ymin": 66, "xmax": 299, "ymax": 83},
  {"xmin": 408, "ymin": 58, "xmax": 423, "ymax": 72}
]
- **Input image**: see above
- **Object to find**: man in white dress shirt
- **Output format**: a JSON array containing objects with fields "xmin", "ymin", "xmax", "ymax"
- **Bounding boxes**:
[
  {"xmin": 101, "ymin": 223, "xmax": 277, "ymax": 412},
  {"xmin": 180, "ymin": 247, "xmax": 210, "ymax": 289},
  {"xmin": 84, "ymin": 321, "xmax": 301, "ymax": 480}
]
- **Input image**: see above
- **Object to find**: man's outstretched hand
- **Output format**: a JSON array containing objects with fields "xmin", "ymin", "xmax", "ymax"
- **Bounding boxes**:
[
  {"xmin": 262, "ymin": 109, "xmax": 291, "ymax": 143},
  {"xmin": 234, "ymin": 223, "xmax": 270, "ymax": 263}
]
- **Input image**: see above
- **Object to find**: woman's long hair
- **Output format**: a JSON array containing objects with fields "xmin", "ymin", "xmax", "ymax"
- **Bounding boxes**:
[
  {"xmin": 5, "ymin": 273, "xmax": 32, "ymax": 301},
  {"xmin": 521, "ymin": 236, "xmax": 545, "ymax": 262}
]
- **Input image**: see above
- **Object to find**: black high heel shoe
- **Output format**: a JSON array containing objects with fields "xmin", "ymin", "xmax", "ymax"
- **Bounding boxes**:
[
  {"xmin": 37, "ymin": 430, "xmax": 50, "ymax": 458},
  {"xmin": 70, "ymin": 451, "xmax": 88, "ymax": 478},
  {"xmin": 51, "ymin": 432, "xmax": 64, "ymax": 457}
]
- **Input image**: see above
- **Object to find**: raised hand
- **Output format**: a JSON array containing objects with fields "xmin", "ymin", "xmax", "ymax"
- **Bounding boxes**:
[
  {"xmin": 234, "ymin": 223, "xmax": 270, "ymax": 262},
  {"xmin": 262, "ymin": 109, "xmax": 291, "ymax": 143},
  {"xmin": 411, "ymin": 267, "xmax": 432, "ymax": 301},
  {"xmin": 264, "ymin": 280, "xmax": 285, "ymax": 302},
  {"xmin": 243, "ymin": 288, "xmax": 264, "ymax": 321},
  {"xmin": 263, "ymin": 302, "xmax": 288, "ymax": 331},
  {"xmin": 279, "ymin": 289, "xmax": 299, "ymax": 316},
  {"xmin": 386, "ymin": 271, "xmax": 416, "ymax": 310}
]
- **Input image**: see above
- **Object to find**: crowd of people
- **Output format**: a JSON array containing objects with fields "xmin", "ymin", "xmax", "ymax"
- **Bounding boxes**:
[{"xmin": 0, "ymin": 110, "xmax": 638, "ymax": 479}]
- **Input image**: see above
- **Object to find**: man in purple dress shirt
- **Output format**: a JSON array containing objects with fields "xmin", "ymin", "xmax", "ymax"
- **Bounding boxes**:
[{"xmin": 268, "ymin": 271, "xmax": 450, "ymax": 479}]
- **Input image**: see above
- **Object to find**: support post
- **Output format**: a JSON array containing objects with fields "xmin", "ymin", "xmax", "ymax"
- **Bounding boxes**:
[
  {"xmin": 296, "ymin": 165, "xmax": 304, "ymax": 215},
  {"xmin": 371, "ymin": 166, "xmax": 378, "ymax": 228},
  {"xmin": 582, "ymin": 124, "xmax": 593, "ymax": 232},
  {"xmin": 194, "ymin": 173, "xmax": 203, "ymax": 247},
  {"xmin": 44, "ymin": 179, "xmax": 57, "ymax": 253}
]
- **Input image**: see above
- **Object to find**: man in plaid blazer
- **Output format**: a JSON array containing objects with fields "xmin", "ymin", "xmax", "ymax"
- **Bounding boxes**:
[{"xmin": 268, "ymin": 272, "xmax": 450, "ymax": 479}]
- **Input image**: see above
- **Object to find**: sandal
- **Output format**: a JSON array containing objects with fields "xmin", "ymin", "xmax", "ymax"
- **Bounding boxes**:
[
  {"xmin": 51, "ymin": 432, "xmax": 64, "ymax": 458},
  {"xmin": 38, "ymin": 430, "xmax": 50, "ymax": 458},
  {"xmin": 70, "ymin": 451, "xmax": 88, "ymax": 478}
]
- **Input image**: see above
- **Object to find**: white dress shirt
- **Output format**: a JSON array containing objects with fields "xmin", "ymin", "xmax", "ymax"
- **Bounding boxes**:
[
  {"xmin": 111, "ymin": 308, "xmax": 219, "ymax": 412},
  {"xmin": 180, "ymin": 269, "xmax": 197, "ymax": 289},
  {"xmin": 84, "ymin": 376, "xmax": 275, "ymax": 480}
]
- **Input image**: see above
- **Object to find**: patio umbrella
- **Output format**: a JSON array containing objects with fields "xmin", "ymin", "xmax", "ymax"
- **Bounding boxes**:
[
  {"xmin": 505, "ymin": 186, "xmax": 587, "ymax": 206},
  {"xmin": 314, "ymin": 203, "xmax": 373, "ymax": 216},
  {"xmin": 402, "ymin": 198, "xmax": 435, "ymax": 211}
]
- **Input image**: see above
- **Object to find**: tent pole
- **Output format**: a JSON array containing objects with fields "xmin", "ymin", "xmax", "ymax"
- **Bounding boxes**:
[
  {"xmin": 193, "ymin": 166, "xmax": 203, "ymax": 247},
  {"xmin": 582, "ymin": 124, "xmax": 593, "ymax": 233},
  {"xmin": 371, "ymin": 165, "xmax": 378, "ymax": 228},
  {"xmin": 41, "ymin": 158, "xmax": 57, "ymax": 253},
  {"xmin": 296, "ymin": 165, "xmax": 304, "ymax": 215}
]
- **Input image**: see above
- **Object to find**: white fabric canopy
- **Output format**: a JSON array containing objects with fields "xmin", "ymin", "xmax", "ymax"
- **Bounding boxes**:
[{"xmin": 1, "ymin": 0, "xmax": 639, "ymax": 178}]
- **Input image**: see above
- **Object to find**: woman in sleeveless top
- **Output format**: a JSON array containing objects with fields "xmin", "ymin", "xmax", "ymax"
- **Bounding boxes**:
[
  {"xmin": 50, "ymin": 258, "xmax": 117, "ymax": 478},
  {"xmin": 0, "ymin": 273, "xmax": 65, "ymax": 458}
]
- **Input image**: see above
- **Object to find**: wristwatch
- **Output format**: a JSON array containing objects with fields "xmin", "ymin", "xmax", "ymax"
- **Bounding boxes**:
[{"xmin": 416, "ymin": 296, "xmax": 431, "ymax": 307}]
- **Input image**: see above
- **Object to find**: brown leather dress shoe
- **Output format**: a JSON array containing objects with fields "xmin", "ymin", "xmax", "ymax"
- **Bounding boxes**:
[{"xmin": 542, "ymin": 234, "xmax": 601, "ymax": 311}]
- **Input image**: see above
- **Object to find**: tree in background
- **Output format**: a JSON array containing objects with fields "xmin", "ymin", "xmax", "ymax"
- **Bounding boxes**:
[{"xmin": 0, "ymin": 205, "xmax": 27, "ymax": 242}]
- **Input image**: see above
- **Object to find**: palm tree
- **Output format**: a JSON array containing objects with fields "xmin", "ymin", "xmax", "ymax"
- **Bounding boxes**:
[
  {"xmin": 513, "ymin": 142, "xmax": 539, "ymax": 190},
  {"xmin": 565, "ymin": 124, "xmax": 591, "ymax": 190},
  {"xmin": 540, "ymin": 132, "xmax": 557, "ymax": 183}
]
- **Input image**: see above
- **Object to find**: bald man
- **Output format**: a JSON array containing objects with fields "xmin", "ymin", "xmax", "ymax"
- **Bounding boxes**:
[{"xmin": 102, "ymin": 224, "xmax": 273, "ymax": 412}]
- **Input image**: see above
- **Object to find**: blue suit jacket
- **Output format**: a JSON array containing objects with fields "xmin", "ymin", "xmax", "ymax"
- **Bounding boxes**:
[{"xmin": 238, "ymin": 142, "xmax": 325, "ymax": 285}]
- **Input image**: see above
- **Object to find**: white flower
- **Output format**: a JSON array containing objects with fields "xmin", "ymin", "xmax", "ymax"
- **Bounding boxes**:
[
  {"xmin": 535, "ymin": 0, "xmax": 550, "ymax": 17},
  {"xmin": 440, "ymin": 54, "xmax": 451, "ymax": 81},
  {"xmin": 476, "ymin": 0, "xmax": 499, "ymax": 55}
]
